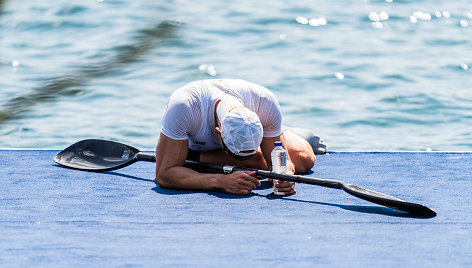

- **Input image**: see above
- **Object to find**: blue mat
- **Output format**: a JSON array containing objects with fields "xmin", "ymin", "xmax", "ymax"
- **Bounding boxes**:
[{"xmin": 1, "ymin": 150, "xmax": 471, "ymax": 267}]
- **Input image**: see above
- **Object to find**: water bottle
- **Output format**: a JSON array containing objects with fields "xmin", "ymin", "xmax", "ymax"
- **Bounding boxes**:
[{"xmin": 271, "ymin": 141, "xmax": 287, "ymax": 195}]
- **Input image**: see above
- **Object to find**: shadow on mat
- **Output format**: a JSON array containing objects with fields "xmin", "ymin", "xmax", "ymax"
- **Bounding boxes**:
[
  {"xmin": 148, "ymin": 178, "xmax": 432, "ymax": 219},
  {"xmin": 212, "ymin": 182, "xmax": 432, "ymax": 219},
  {"xmin": 152, "ymin": 186, "xmax": 255, "ymax": 198},
  {"xmin": 259, "ymin": 194, "xmax": 434, "ymax": 219},
  {"xmin": 104, "ymin": 171, "xmax": 155, "ymax": 183},
  {"xmin": 152, "ymin": 186, "xmax": 211, "ymax": 196},
  {"xmin": 100, "ymin": 169, "xmax": 252, "ymax": 196},
  {"xmin": 151, "ymin": 180, "xmax": 274, "ymax": 197},
  {"xmin": 52, "ymin": 164, "xmax": 156, "ymax": 183}
]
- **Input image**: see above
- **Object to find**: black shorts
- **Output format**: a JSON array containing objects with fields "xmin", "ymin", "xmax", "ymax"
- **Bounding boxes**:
[{"xmin": 186, "ymin": 149, "xmax": 201, "ymax": 161}]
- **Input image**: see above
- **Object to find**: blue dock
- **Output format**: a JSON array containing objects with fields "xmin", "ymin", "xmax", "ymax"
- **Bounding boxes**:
[{"xmin": 1, "ymin": 150, "xmax": 471, "ymax": 267}]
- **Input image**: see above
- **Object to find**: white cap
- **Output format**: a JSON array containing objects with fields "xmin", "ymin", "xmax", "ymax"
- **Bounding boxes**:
[{"xmin": 217, "ymin": 99, "xmax": 263, "ymax": 157}]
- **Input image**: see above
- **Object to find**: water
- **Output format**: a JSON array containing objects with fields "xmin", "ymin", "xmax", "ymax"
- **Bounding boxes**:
[{"xmin": 1, "ymin": 0, "xmax": 471, "ymax": 151}]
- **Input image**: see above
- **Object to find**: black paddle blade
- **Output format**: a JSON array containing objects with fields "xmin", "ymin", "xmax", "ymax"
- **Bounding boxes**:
[
  {"xmin": 341, "ymin": 183, "xmax": 437, "ymax": 217},
  {"xmin": 53, "ymin": 139, "xmax": 141, "ymax": 172}
]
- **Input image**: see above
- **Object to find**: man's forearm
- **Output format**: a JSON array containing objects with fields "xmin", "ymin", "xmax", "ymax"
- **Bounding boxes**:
[{"xmin": 156, "ymin": 165, "xmax": 222, "ymax": 191}]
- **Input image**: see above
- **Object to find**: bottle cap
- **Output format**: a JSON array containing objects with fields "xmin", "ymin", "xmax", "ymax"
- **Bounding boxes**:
[{"xmin": 274, "ymin": 141, "xmax": 282, "ymax": 146}]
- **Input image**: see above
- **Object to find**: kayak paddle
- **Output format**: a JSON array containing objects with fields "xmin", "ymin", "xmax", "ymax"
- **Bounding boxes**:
[{"xmin": 54, "ymin": 139, "xmax": 436, "ymax": 217}]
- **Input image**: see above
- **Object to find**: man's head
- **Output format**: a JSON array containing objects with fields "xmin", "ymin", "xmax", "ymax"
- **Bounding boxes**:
[{"xmin": 216, "ymin": 99, "xmax": 263, "ymax": 161}]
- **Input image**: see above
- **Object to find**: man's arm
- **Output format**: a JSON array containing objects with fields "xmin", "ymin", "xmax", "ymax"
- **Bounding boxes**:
[{"xmin": 155, "ymin": 133, "xmax": 260, "ymax": 194}]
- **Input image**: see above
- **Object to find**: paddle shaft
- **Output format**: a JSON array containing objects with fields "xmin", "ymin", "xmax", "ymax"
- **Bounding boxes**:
[
  {"xmin": 136, "ymin": 152, "xmax": 436, "ymax": 216},
  {"xmin": 184, "ymin": 160, "xmax": 343, "ymax": 188},
  {"xmin": 137, "ymin": 152, "xmax": 156, "ymax": 162},
  {"xmin": 137, "ymin": 152, "xmax": 343, "ymax": 188}
]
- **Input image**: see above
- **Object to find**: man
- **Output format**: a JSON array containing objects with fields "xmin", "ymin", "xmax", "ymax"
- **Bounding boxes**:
[{"xmin": 155, "ymin": 79, "xmax": 317, "ymax": 196}]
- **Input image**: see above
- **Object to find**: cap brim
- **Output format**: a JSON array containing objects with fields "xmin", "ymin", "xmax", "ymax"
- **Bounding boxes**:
[{"xmin": 221, "ymin": 141, "xmax": 256, "ymax": 161}]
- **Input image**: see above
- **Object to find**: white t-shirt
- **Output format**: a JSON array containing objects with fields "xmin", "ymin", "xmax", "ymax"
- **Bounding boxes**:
[{"xmin": 161, "ymin": 79, "xmax": 283, "ymax": 151}]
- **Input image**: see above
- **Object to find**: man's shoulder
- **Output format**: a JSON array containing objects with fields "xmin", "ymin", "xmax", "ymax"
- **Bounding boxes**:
[
  {"xmin": 170, "ymin": 80, "xmax": 212, "ymax": 101},
  {"xmin": 172, "ymin": 79, "xmax": 275, "ymax": 103}
]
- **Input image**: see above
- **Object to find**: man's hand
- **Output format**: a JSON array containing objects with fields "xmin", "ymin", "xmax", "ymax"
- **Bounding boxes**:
[
  {"xmin": 218, "ymin": 171, "xmax": 261, "ymax": 195},
  {"xmin": 274, "ymin": 180, "xmax": 296, "ymax": 196}
]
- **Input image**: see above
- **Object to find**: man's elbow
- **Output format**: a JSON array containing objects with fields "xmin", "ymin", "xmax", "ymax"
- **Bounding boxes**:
[
  {"xmin": 155, "ymin": 177, "xmax": 166, "ymax": 188},
  {"xmin": 155, "ymin": 170, "xmax": 173, "ymax": 189},
  {"xmin": 294, "ymin": 154, "xmax": 316, "ymax": 174}
]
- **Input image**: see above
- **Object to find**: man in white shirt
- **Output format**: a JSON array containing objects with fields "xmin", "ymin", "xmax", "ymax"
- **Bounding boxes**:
[{"xmin": 156, "ymin": 79, "xmax": 317, "ymax": 196}]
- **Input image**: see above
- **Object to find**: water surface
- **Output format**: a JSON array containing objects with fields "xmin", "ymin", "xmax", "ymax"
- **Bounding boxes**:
[{"xmin": 1, "ymin": 0, "xmax": 471, "ymax": 151}]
